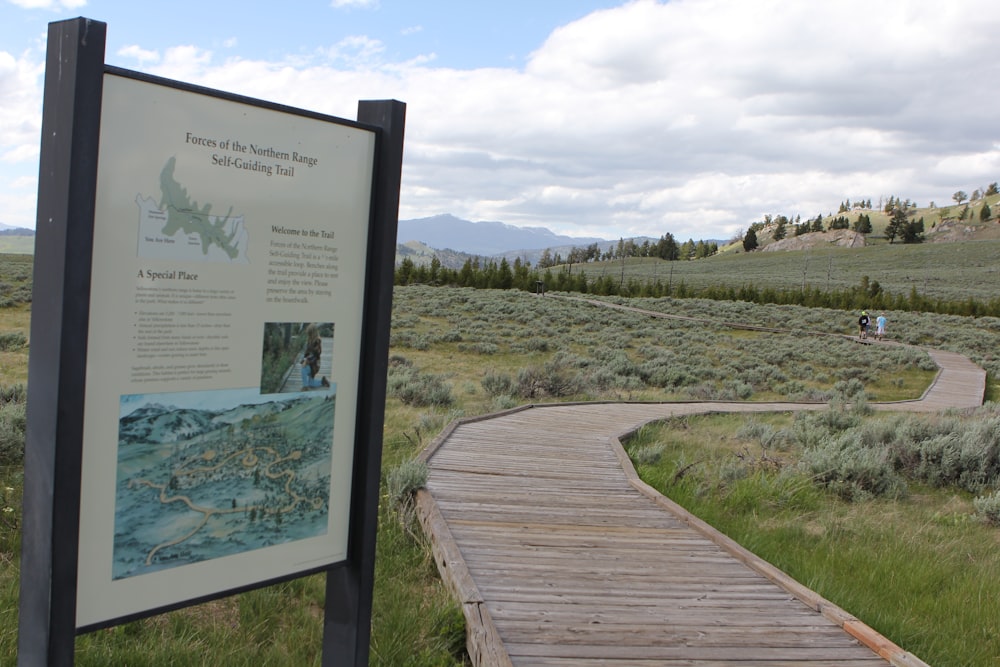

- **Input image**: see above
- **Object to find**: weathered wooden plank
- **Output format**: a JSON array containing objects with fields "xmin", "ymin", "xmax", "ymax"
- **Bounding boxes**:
[
  {"xmin": 503, "ymin": 642, "xmax": 883, "ymax": 661},
  {"xmin": 513, "ymin": 659, "xmax": 884, "ymax": 667},
  {"xmin": 486, "ymin": 602, "xmax": 846, "ymax": 626},
  {"xmin": 496, "ymin": 623, "xmax": 879, "ymax": 648}
]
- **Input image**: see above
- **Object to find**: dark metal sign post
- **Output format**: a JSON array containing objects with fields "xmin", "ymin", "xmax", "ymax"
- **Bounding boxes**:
[{"xmin": 18, "ymin": 17, "xmax": 404, "ymax": 666}]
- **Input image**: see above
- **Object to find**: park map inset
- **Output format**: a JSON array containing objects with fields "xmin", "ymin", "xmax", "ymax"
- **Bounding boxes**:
[
  {"xmin": 113, "ymin": 389, "xmax": 335, "ymax": 579},
  {"xmin": 135, "ymin": 157, "xmax": 250, "ymax": 263}
]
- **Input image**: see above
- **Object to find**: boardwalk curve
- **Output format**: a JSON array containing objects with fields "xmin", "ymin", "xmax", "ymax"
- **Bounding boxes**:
[{"xmin": 415, "ymin": 300, "xmax": 985, "ymax": 666}]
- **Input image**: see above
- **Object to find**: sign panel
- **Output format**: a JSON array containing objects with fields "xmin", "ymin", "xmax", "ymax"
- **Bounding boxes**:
[{"xmin": 74, "ymin": 72, "xmax": 375, "ymax": 628}]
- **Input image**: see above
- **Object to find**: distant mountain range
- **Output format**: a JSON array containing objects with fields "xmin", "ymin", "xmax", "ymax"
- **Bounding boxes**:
[
  {"xmin": 396, "ymin": 214, "xmax": 667, "ymax": 267},
  {"xmin": 397, "ymin": 214, "xmax": 607, "ymax": 256},
  {"xmin": 0, "ymin": 223, "xmax": 34, "ymax": 236}
]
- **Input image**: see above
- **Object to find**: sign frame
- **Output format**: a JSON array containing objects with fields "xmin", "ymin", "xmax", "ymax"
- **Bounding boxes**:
[{"xmin": 17, "ymin": 17, "xmax": 404, "ymax": 667}]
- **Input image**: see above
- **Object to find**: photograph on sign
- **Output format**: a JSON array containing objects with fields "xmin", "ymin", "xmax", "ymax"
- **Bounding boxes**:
[
  {"xmin": 74, "ymin": 71, "xmax": 375, "ymax": 629},
  {"xmin": 261, "ymin": 322, "xmax": 335, "ymax": 394}
]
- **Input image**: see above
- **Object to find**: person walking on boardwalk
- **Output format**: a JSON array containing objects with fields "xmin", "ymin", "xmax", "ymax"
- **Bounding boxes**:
[
  {"xmin": 300, "ymin": 323, "xmax": 330, "ymax": 389},
  {"xmin": 858, "ymin": 310, "xmax": 870, "ymax": 339},
  {"xmin": 875, "ymin": 312, "xmax": 887, "ymax": 341}
]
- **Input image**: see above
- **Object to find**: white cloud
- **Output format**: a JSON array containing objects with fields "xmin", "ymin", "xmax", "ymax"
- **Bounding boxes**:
[
  {"xmin": 117, "ymin": 44, "xmax": 159, "ymax": 64},
  {"xmin": 330, "ymin": 0, "xmax": 378, "ymax": 8},
  {"xmin": 320, "ymin": 35, "xmax": 386, "ymax": 68},
  {"xmin": 0, "ymin": 50, "xmax": 43, "ymax": 162},
  {"xmin": 5, "ymin": 0, "xmax": 1000, "ymax": 240},
  {"xmin": 0, "ymin": 165, "xmax": 37, "ymax": 227}
]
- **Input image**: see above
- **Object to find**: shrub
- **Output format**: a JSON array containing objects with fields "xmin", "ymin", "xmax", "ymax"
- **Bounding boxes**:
[
  {"xmin": 737, "ymin": 419, "xmax": 778, "ymax": 447},
  {"xmin": 387, "ymin": 366, "xmax": 454, "ymax": 407},
  {"xmin": 0, "ymin": 384, "xmax": 26, "ymax": 404},
  {"xmin": 481, "ymin": 370, "xmax": 515, "ymax": 397},
  {"xmin": 386, "ymin": 459, "xmax": 429, "ymax": 509},
  {"xmin": 631, "ymin": 443, "xmax": 666, "ymax": 465},
  {"xmin": 973, "ymin": 490, "xmax": 1000, "ymax": 526},
  {"xmin": 491, "ymin": 395, "xmax": 518, "ymax": 411},
  {"xmin": 0, "ymin": 384, "xmax": 26, "ymax": 465},
  {"xmin": 521, "ymin": 337, "xmax": 549, "ymax": 352},
  {"xmin": 386, "ymin": 459, "xmax": 430, "ymax": 533},
  {"xmin": 391, "ymin": 332, "xmax": 431, "ymax": 350},
  {"xmin": 457, "ymin": 342, "xmax": 499, "ymax": 355},
  {"xmin": 515, "ymin": 359, "xmax": 584, "ymax": 399},
  {"xmin": 727, "ymin": 380, "xmax": 754, "ymax": 400},
  {"xmin": 388, "ymin": 354, "xmax": 412, "ymax": 368},
  {"xmin": 799, "ymin": 432, "xmax": 907, "ymax": 501},
  {"xmin": 435, "ymin": 330, "xmax": 463, "ymax": 344},
  {"xmin": 0, "ymin": 332, "xmax": 26, "ymax": 351},
  {"xmin": 832, "ymin": 378, "xmax": 866, "ymax": 400},
  {"xmin": 805, "ymin": 399, "xmax": 863, "ymax": 432}
]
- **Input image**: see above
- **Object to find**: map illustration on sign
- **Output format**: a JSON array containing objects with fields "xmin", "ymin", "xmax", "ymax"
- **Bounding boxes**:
[
  {"xmin": 136, "ymin": 157, "xmax": 250, "ymax": 262},
  {"xmin": 113, "ymin": 387, "xmax": 335, "ymax": 579}
]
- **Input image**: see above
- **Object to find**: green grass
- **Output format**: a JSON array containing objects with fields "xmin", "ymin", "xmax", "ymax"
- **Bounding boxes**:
[
  {"xmin": 0, "ymin": 255, "xmax": 32, "ymax": 309},
  {"xmin": 1, "ymin": 251, "xmax": 999, "ymax": 664},
  {"xmin": 577, "ymin": 239, "xmax": 1000, "ymax": 304},
  {"xmin": 0, "ymin": 279, "xmax": 467, "ymax": 665},
  {"xmin": 0, "ymin": 238, "xmax": 35, "ymax": 256},
  {"xmin": 625, "ymin": 411, "xmax": 1000, "ymax": 667}
]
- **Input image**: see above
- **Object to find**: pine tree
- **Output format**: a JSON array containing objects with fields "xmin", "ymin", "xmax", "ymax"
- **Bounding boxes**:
[
  {"xmin": 853, "ymin": 213, "xmax": 872, "ymax": 234},
  {"xmin": 773, "ymin": 220, "xmax": 787, "ymax": 240},
  {"xmin": 884, "ymin": 208, "xmax": 904, "ymax": 243}
]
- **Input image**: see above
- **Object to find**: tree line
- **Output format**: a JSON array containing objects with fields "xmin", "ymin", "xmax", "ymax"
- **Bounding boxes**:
[
  {"xmin": 535, "ymin": 233, "xmax": 719, "ymax": 268},
  {"xmin": 395, "ymin": 257, "xmax": 1000, "ymax": 318}
]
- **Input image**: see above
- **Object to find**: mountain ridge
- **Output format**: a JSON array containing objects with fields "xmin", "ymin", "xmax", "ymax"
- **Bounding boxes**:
[{"xmin": 396, "ymin": 214, "xmax": 607, "ymax": 256}]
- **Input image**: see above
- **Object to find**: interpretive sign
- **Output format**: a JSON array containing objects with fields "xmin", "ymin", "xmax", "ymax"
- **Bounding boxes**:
[
  {"xmin": 19, "ymin": 18, "xmax": 404, "ymax": 667},
  {"xmin": 78, "ymin": 68, "xmax": 373, "ymax": 627}
]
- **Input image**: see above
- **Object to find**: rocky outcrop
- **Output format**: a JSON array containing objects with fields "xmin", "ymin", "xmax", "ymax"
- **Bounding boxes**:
[{"xmin": 762, "ymin": 229, "xmax": 866, "ymax": 251}]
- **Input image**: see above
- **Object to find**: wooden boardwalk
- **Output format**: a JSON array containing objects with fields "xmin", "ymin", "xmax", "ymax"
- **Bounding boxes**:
[{"xmin": 416, "ymin": 305, "xmax": 984, "ymax": 666}]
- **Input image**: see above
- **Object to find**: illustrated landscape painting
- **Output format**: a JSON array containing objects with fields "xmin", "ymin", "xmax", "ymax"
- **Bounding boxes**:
[{"xmin": 113, "ymin": 387, "xmax": 336, "ymax": 579}]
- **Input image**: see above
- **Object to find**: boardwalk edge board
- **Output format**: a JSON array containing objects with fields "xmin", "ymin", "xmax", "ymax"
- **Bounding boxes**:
[{"xmin": 415, "ymin": 490, "xmax": 512, "ymax": 666}]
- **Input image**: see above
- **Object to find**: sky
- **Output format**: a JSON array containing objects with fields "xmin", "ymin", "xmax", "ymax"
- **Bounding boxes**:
[{"xmin": 2, "ymin": 0, "xmax": 1000, "ymax": 243}]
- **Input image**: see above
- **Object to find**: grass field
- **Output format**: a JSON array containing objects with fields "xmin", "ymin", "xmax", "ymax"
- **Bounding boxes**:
[
  {"xmin": 0, "ymin": 238, "xmax": 34, "ymax": 256},
  {"xmin": 625, "ymin": 409, "xmax": 1000, "ymax": 667},
  {"xmin": 1, "ymin": 246, "xmax": 999, "ymax": 664},
  {"xmin": 574, "ymin": 238, "xmax": 1000, "ymax": 303}
]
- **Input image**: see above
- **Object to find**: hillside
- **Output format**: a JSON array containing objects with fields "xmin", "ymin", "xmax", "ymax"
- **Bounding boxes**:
[
  {"xmin": 391, "ymin": 192, "xmax": 1000, "ymax": 269},
  {"xmin": 395, "ymin": 240, "xmax": 479, "ymax": 270},
  {"xmin": 751, "ymin": 192, "xmax": 1000, "ymax": 249},
  {"xmin": 568, "ymin": 239, "xmax": 1000, "ymax": 304}
]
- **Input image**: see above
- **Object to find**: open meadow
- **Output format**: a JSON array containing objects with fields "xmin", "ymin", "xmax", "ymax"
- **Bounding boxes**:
[
  {"xmin": 1, "ymin": 250, "xmax": 999, "ymax": 664},
  {"xmin": 566, "ymin": 238, "xmax": 1000, "ymax": 304}
]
